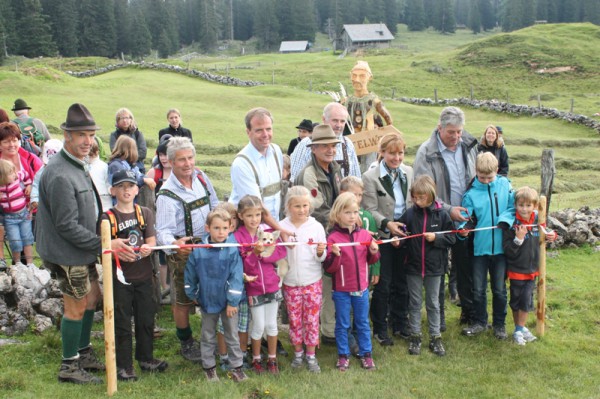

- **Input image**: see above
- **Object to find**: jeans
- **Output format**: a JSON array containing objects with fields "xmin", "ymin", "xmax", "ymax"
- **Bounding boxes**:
[
  {"xmin": 4, "ymin": 209, "xmax": 34, "ymax": 253},
  {"xmin": 407, "ymin": 274, "xmax": 441, "ymax": 336},
  {"xmin": 333, "ymin": 290, "xmax": 371, "ymax": 356},
  {"xmin": 472, "ymin": 255, "xmax": 507, "ymax": 327}
]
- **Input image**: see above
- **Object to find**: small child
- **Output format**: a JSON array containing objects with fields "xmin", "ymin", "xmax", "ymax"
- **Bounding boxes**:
[
  {"xmin": 279, "ymin": 154, "xmax": 292, "ymax": 221},
  {"xmin": 0, "ymin": 159, "xmax": 34, "ymax": 267},
  {"xmin": 460, "ymin": 152, "xmax": 515, "ymax": 340},
  {"xmin": 398, "ymin": 175, "xmax": 455, "ymax": 356},
  {"xmin": 102, "ymin": 169, "xmax": 168, "ymax": 381},
  {"xmin": 498, "ymin": 186, "xmax": 556, "ymax": 345},
  {"xmin": 287, "ymin": 119, "xmax": 313, "ymax": 156},
  {"xmin": 89, "ymin": 139, "xmax": 112, "ymax": 212},
  {"xmin": 323, "ymin": 192, "xmax": 380, "ymax": 371},
  {"xmin": 234, "ymin": 195, "xmax": 286, "ymax": 375},
  {"xmin": 184, "ymin": 208, "xmax": 248, "ymax": 383},
  {"xmin": 279, "ymin": 186, "xmax": 326, "ymax": 373}
]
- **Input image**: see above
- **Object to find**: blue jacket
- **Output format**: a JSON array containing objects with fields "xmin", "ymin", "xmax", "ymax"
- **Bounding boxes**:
[
  {"xmin": 460, "ymin": 175, "xmax": 514, "ymax": 256},
  {"xmin": 184, "ymin": 234, "xmax": 244, "ymax": 313}
]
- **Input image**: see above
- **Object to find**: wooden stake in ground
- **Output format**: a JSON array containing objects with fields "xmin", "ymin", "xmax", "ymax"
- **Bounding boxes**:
[
  {"xmin": 536, "ymin": 195, "xmax": 548, "ymax": 337},
  {"xmin": 101, "ymin": 219, "xmax": 117, "ymax": 396}
]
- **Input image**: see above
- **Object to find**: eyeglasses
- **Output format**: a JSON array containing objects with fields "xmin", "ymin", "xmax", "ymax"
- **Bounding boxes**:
[{"xmin": 118, "ymin": 116, "xmax": 132, "ymax": 121}]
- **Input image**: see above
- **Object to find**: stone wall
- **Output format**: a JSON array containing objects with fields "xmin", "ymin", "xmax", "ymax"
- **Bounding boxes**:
[{"xmin": 547, "ymin": 206, "xmax": 600, "ymax": 249}]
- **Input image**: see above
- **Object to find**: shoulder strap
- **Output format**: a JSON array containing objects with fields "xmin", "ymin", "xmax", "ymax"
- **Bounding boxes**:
[
  {"xmin": 235, "ymin": 153, "xmax": 260, "ymax": 187},
  {"xmin": 105, "ymin": 210, "xmax": 118, "ymax": 239},
  {"xmin": 153, "ymin": 167, "xmax": 162, "ymax": 185},
  {"xmin": 135, "ymin": 204, "xmax": 146, "ymax": 231},
  {"xmin": 157, "ymin": 188, "xmax": 210, "ymax": 237}
]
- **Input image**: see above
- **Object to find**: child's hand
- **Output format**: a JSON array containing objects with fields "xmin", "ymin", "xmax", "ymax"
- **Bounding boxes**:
[
  {"xmin": 458, "ymin": 229, "xmax": 469, "ymax": 237},
  {"xmin": 226, "ymin": 305, "xmax": 238, "ymax": 318},
  {"xmin": 371, "ymin": 275, "xmax": 380, "ymax": 285},
  {"xmin": 252, "ymin": 242, "xmax": 264, "ymax": 256},
  {"xmin": 515, "ymin": 225, "xmax": 527, "ymax": 240},
  {"xmin": 369, "ymin": 241, "xmax": 379, "ymax": 254},
  {"xmin": 424, "ymin": 232, "xmax": 436, "ymax": 242},
  {"xmin": 24, "ymin": 185, "xmax": 32, "ymax": 197},
  {"xmin": 390, "ymin": 237, "xmax": 401, "ymax": 247},
  {"xmin": 29, "ymin": 201, "xmax": 38, "ymax": 211},
  {"xmin": 545, "ymin": 229, "xmax": 557, "ymax": 242},
  {"xmin": 243, "ymin": 273, "xmax": 258, "ymax": 282},
  {"xmin": 331, "ymin": 244, "xmax": 341, "ymax": 256},
  {"xmin": 316, "ymin": 243, "xmax": 326, "ymax": 257},
  {"xmin": 138, "ymin": 244, "xmax": 152, "ymax": 258},
  {"xmin": 143, "ymin": 177, "xmax": 157, "ymax": 191}
]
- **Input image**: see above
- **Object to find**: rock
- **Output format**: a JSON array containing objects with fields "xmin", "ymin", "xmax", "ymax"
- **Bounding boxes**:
[
  {"xmin": 547, "ymin": 215, "xmax": 568, "ymax": 236},
  {"xmin": 33, "ymin": 314, "xmax": 53, "ymax": 334},
  {"xmin": 566, "ymin": 220, "xmax": 590, "ymax": 245},
  {"xmin": 37, "ymin": 298, "xmax": 63, "ymax": 320},
  {"xmin": 0, "ymin": 274, "xmax": 12, "ymax": 294},
  {"xmin": 0, "ymin": 310, "xmax": 30, "ymax": 336}
]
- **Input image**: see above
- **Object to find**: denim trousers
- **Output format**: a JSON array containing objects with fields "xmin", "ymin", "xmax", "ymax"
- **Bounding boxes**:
[
  {"xmin": 407, "ymin": 274, "xmax": 441, "ymax": 337},
  {"xmin": 333, "ymin": 289, "xmax": 372, "ymax": 356},
  {"xmin": 472, "ymin": 254, "xmax": 507, "ymax": 327},
  {"xmin": 4, "ymin": 209, "xmax": 34, "ymax": 253}
]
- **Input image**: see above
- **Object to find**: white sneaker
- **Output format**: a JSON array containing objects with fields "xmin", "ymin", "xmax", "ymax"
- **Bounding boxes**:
[
  {"xmin": 14, "ymin": 262, "xmax": 26, "ymax": 268},
  {"xmin": 521, "ymin": 327, "xmax": 537, "ymax": 343},
  {"xmin": 513, "ymin": 331, "xmax": 526, "ymax": 346}
]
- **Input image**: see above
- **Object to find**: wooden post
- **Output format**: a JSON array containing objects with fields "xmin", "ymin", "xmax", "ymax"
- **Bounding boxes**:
[
  {"xmin": 536, "ymin": 196, "xmax": 547, "ymax": 337},
  {"xmin": 570, "ymin": 98, "xmax": 574, "ymax": 113},
  {"xmin": 272, "ymin": 70, "xmax": 275, "ymax": 84},
  {"xmin": 537, "ymin": 94, "xmax": 541, "ymax": 109},
  {"xmin": 470, "ymin": 85, "xmax": 474, "ymax": 100},
  {"xmin": 101, "ymin": 220, "xmax": 117, "ymax": 396},
  {"xmin": 434, "ymin": 88, "xmax": 438, "ymax": 103},
  {"xmin": 391, "ymin": 87, "xmax": 395, "ymax": 99},
  {"xmin": 540, "ymin": 149, "xmax": 555, "ymax": 213},
  {"xmin": 506, "ymin": 91, "xmax": 509, "ymax": 103},
  {"xmin": 309, "ymin": 79, "xmax": 312, "ymax": 92}
]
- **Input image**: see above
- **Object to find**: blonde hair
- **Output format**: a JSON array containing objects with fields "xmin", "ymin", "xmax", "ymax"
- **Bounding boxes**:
[
  {"xmin": 109, "ymin": 135, "xmax": 138, "ymax": 164},
  {"xmin": 410, "ymin": 175, "xmax": 437, "ymax": 205},
  {"xmin": 282, "ymin": 154, "xmax": 291, "ymax": 171},
  {"xmin": 89, "ymin": 139, "xmax": 99, "ymax": 158},
  {"xmin": 206, "ymin": 208, "xmax": 232, "ymax": 227},
  {"xmin": 284, "ymin": 185, "xmax": 313, "ymax": 216},
  {"xmin": 328, "ymin": 192, "xmax": 359, "ymax": 229},
  {"xmin": 377, "ymin": 132, "xmax": 405, "ymax": 162},
  {"xmin": 215, "ymin": 201, "xmax": 237, "ymax": 220},
  {"xmin": 115, "ymin": 107, "xmax": 137, "ymax": 131},
  {"xmin": 237, "ymin": 195, "xmax": 266, "ymax": 225},
  {"xmin": 0, "ymin": 159, "xmax": 16, "ymax": 185},
  {"xmin": 476, "ymin": 152, "xmax": 498, "ymax": 175},
  {"xmin": 167, "ymin": 108, "xmax": 181, "ymax": 119},
  {"xmin": 340, "ymin": 175, "xmax": 364, "ymax": 192},
  {"xmin": 514, "ymin": 186, "xmax": 539, "ymax": 206}
]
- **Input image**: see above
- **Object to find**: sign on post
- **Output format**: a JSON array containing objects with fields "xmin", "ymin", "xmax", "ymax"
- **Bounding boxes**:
[{"xmin": 346, "ymin": 125, "xmax": 403, "ymax": 156}]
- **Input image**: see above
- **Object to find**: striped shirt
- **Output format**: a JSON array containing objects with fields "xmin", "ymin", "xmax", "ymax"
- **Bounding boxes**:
[{"xmin": 0, "ymin": 169, "xmax": 32, "ymax": 213}]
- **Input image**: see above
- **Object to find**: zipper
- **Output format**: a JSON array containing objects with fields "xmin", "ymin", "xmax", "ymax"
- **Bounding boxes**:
[
  {"xmin": 487, "ymin": 185, "xmax": 495, "ymax": 253},
  {"xmin": 421, "ymin": 210, "xmax": 427, "ymax": 278}
]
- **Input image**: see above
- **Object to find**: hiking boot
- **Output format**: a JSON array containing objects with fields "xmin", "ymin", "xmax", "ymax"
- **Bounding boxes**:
[
  {"xmin": 493, "ymin": 325, "xmax": 508, "ymax": 340},
  {"xmin": 204, "ymin": 366, "xmax": 219, "ymax": 382},
  {"xmin": 180, "ymin": 338, "xmax": 202, "ymax": 363},
  {"xmin": 0, "ymin": 259, "xmax": 7, "ymax": 272},
  {"xmin": 336, "ymin": 355, "xmax": 350, "ymax": 372},
  {"xmin": 139, "ymin": 358, "xmax": 168, "ymax": 372},
  {"xmin": 359, "ymin": 353, "xmax": 376, "ymax": 371},
  {"xmin": 392, "ymin": 328, "xmax": 411, "ymax": 340},
  {"xmin": 306, "ymin": 356, "xmax": 321, "ymax": 373},
  {"xmin": 522, "ymin": 327, "xmax": 537, "ymax": 343},
  {"xmin": 321, "ymin": 335, "xmax": 336, "ymax": 345},
  {"xmin": 58, "ymin": 359, "xmax": 102, "ymax": 384},
  {"xmin": 408, "ymin": 335, "xmax": 422, "ymax": 356},
  {"xmin": 78, "ymin": 346, "xmax": 105, "ymax": 371},
  {"xmin": 290, "ymin": 354, "xmax": 304, "ymax": 369},
  {"xmin": 429, "ymin": 336, "xmax": 446, "ymax": 356},
  {"xmin": 117, "ymin": 366, "xmax": 138, "ymax": 382},
  {"xmin": 251, "ymin": 359, "xmax": 265, "ymax": 374},
  {"xmin": 266, "ymin": 358, "xmax": 279, "ymax": 375},
  {"xmin": 513, "ymin": 331, "xmax": 526, "ymax": 346},
  {"xmin": 229, "ymin": 366, "xmax": 248, "ymax": 382},
  {"xmin": 276, "ymin": 339, "xmax": 288, "ymax": 356},
  {"xmin": 374, "ymin": 333, "xmax": 394, "ymax": 346},
  {"xmin": 461, "ymin": 324, "xmax": 486, "ymax": 337}
]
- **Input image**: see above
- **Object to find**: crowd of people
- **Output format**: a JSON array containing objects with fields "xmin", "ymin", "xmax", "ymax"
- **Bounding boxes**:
[{"xmin": 0, "ymin": 97, "xmax": 557, "ymax": 386}]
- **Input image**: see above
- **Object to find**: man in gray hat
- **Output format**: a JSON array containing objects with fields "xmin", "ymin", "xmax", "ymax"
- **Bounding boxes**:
[
  {"xmin": 11, "ymin": 98, "xmax": 51, "ymax": 156},
  {"xmin": 36, "ymin": 103, "xmax": 135, "ymax": 384}
]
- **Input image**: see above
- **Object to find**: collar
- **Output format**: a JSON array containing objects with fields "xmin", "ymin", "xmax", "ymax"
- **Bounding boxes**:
[
  {"xmin": 515, "ymin": 211, "xmax": 536, "ymax": 229},
  {"xmin": 60, "ymin": 148, "xmax": 89, "ymax": 171},
  {"xmin": 436, "ymin": 131, "xmax": 463, "ymax": 153},
  {"xmin": 379, "ymin": 161, "xmax": 405, "ymax": 181}
]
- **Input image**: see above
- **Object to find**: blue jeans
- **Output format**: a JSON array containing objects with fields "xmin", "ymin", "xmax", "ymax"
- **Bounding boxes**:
[
  {"xmin": 472, "ymin": 255, "xmax": 507, "ymax": 327},
  {"xmin": 4, "ymin": 209, "xmax": 34, "ymax": 253},
  {"xmin": 332, "ymin": 290, "xmax": 372, "ymax": 356}
]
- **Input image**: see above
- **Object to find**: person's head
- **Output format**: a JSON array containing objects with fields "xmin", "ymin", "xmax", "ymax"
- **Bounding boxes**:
[
  {"xmin": 166, "ymin": 137, "xmax": 196, "ymax": 181},
  {"xmin": 60, "ymin": 103, "xmax": 100, "ymax": 160},
  {"xmin": 156, "ymin": 140, "xmax": 171, "ymax": 170},
  {"xmin": 284, "ymin": 185, "xmax": 313, "ymax": 221},
  {"xmin": 322, "ymin": 102, "xmax": 349, "ymax": 136},
  {"xmin": 0, "ymin": 108, "xmax": 9, "ymax": 123},
  {"xmin": 215, "ymin": 201, "xmax": 238, "ymax": 232},
  {"xmin": 282, "ymin": 154, "xmax": 291, "ymax": 181},
  {"xmin": 475, "ymin": 152, "xmax": 498, "ymax": 184},
  {"xmin": 167, "ymin": 108, "xmax": 182, "ymax": 129},
  {"xmin": 237, "ymin": 195, "xmax": 266, "ymax": 232},
  {"xmin": 245, "ymin": 107, "xmax": 273, "ymax": 154},
  {"xmin": 329, "ymin": 191, "xmax": 359, "ymax": 229},
  {"xmin": 11, "ymin": 98, "xmax": 31, "ymax": 117},
  {"xmin": 410, "ymin": 175, "xmax": 437, "ymax": 209},
  {"xmin": 110, "ymin": 135, "xmax": 138, "ymax": 164},
  {"xmin": 0, "ymin": 159, "xmax": 17, "ymax": 185},
  {"xmin": 110, "ymin": 170, "xmax": 139, "ymax": 205},
  {"xmin": 514, "ymin": 186, "xmax": 539, "ymax": 220},
  {"xmin": 115, "ymin": 108, "xmax": 136, "ymax": 132},
  {"xmin": 377, "ymin": 132, "xmax": 406, "ymax": 168},
  {"xmin": 41, "ymin": 139, "xmax": 63, "ymax": 164},
  {"xmin": 205, "ymin": 208, "xmax": 232, "ymax": 243},
  {"xmin": 350, "ymin": 61, "xmax": 373, "ymax": 95},
  {"xmin": 308, "ymin": 125, "xmax": 340, "ymax": 169},
  {"xmin": 0, "ymin": 122, "xmax": 22, "ymax": 157},
  {"xmin": 340, "ymin": 175, "xmax": 364, "ymax": 204},
  {"xmin": 481, "ymin": 125, "xmax": 500, "ymax": 148},
  {"xmin": 89, "ymin": 139, "xmax": 99, "ymax": 159},
  {"xmin": 437, "ymin": 106, "xmax": 465, "ymax": 151},
  {"xmin": 296, "ymin": 119, "xmax": 313, "ymax": 140}
]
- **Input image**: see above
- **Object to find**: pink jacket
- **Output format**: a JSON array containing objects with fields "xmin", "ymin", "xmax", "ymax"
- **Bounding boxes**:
[
  {"xmin": 234, "ymin": 226, "xmax": 286, "ymax": 297},
  {"xmin": 323, "ymin": 224, "xmax": 380, "ymax": 293}
]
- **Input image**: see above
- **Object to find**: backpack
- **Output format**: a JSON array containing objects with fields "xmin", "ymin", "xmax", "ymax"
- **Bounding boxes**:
[
  {"xmin": 13, "ymin": 117, "xmax": 45, "ymax": 156},
  {"xmin": 105, "ymin": 204, "xmax": 147, "ymax": 239}
]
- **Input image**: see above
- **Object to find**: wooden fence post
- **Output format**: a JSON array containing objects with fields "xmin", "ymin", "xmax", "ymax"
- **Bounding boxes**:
[
  {"xmin": 470, "ymin": 85, "xmax": 474, "ymax": 100},
  {"xmin": 537, "ymin": 94, "xmax": 541, "ymax": 109},
  {"xmin": 101, "ymin": 220, "xmax": 117, "ymax": 396},
  {"xmin": 536, "ymin": 195, "xmax": 547, "ymax": 337},
  {"xmin": 570, "ymin": 98, "xmax": 574, "ymax": 113},
  {"xmin": 434, "ymin": 88, "xmax": 438, "ymax": 103},
  {"xmin": 540, "ymin": 149, "xmax": 555, "ymax": 213}
]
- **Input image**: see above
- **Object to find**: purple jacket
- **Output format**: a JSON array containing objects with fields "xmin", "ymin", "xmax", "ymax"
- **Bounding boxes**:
[
  {"xmin": 323, "ymin": 224, "xmax": 380, "ymax": 292},
  {"xmin": 234, "ymin": 226, "xmax": 286, "ymax": 297}
]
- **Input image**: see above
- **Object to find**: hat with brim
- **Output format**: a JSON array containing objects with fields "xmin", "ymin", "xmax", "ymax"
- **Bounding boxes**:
[
  {"xmin": 60, "ymin": 103, "xmax": 101, "ymax": 131},
  {"xmin": 307, "ymin": 125, "xmax": 341, "ymax": 146},
  {"xmin": 12, "ymin": 99, "xmax": 31, "ymax": 111},
  {"xmin": 295, "ymin": 119, "xmax": 314, "ymax": 132},
  {"xmin": 112, "ymin": 169, "xmax": 137, "ymax": 186}
]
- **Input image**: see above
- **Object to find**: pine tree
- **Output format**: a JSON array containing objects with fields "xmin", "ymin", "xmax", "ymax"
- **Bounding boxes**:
[
  {"xmin": 233, "ymin": 0, "xmax": 253, "ymax": 41},
  {"xmin": 405, "ymin": 0, "xmax": 426, "ymax": 31},
  {"xmin": 480, "ymin": 0, "xmax": 495, "ymax": 30},
  {"xmin": 468, "ymin": 0, "xmax": 481, "ymax": 33},
  {"xmin": 253, "ymin": 0, "xmax": 279, "ymax": 50},
  {"xmin": 78, "ymin": 0, "xmax": 116, "ymax": 57},
  {"xmin": 129, "ymin": 7, "xmax": 152, "ymax": 59},
  {"xmin": 199, "ymin": 0, "xmax": 219, "ymax": 51},
  {"xmin": 41, "ymin": 0, "xmax": 78, "ymax": 56},
  {"xmin": 114, "ymin": 0, "xmax": 130, "ymax": 57},
  {"xmin": 0, "ymin": 0, "xmax": 18, "ymax": 58},
  {"xmin": 157, "ymin": 28, "xmax": 172, "ymax": 58},
  {"xmin": 16, "ymin": 0, "xmax": 57, "ymax": 57},
  {"xmin": 384, "ymin": 0, "xmax": 399, "ymax": 34},
  {"xmin": 433, "ymin": 0, "xmax": 456, "ymax": 33}
]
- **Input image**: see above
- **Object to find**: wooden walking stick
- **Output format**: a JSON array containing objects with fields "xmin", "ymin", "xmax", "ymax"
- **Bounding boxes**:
[
  {"xmin": 536, "ymin": 196, "xmax": 547, "ymax": 337},
  {"xmin": 101, "ymin": 219, "xmax": 117, "ymax": 395}
]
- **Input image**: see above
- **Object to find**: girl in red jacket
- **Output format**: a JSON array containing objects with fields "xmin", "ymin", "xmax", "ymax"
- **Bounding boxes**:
[{"xmin": 323, "ymin": 192, "xmax": 380, "ymax": 372}]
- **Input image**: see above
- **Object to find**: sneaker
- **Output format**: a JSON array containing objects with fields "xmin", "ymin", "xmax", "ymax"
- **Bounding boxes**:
[
  {"xmin": 513, "ymin": 331, "xmax": 526, "ymax": 346},
  {"xmin": 266, "ymin": 358, "xmax": 279, "ymax": 375},
  {"xmin": 78, "ymin": 346, "xmax": 105, "ymax": 371},
  {"xmin": 0, "ymin": 259, "xmax": 7, "ymax": 272},
  {"xmin": 291, "ymin": 354, "xmax": 304, "ymax": 369},
  {"xmin": 251, "ymin": 359, "xmax": 265, "ymax": 374},
  {"xmin": 58, "ymin": 359, "xmax": 102, "ymax": 384},
  {"xmin": 408, "ymin": 335, "xmax": 422, "ymax": 356},
  {"xmin": 522, "ymin": 327, "xmax": 537, "ymax": 343},
  {"xmin": 493, "ymin": 325, "xmax": 508, "ymax": 340},
  {"xmin": 117, "ymin": 366, "xmax": 138, "ymax": 382},
  {"xmin": 204, "ymin": 366, "xmax": 219, "ymax": 382},
  {"xmin": 139, "ymin": 358, "xmax": 168, "ymax": 372},
  {"xmin": 321, "ymin": 335, "xmax": 336, "ymax": 345},
  {"xmin": 429, "ymin": 336, "xmax": 446, "ymax": 356},
  {"xmin": 461, "ymin": 324, "xmax": 486, "ymax": 337},
  {"xmin": 359, "ymin": 353, "xmax": 376, "ymax": 371},
  {"xmin": 336, "ymin": 355, "xmax": 350, "ymax": 372},
  {"xmin": 180, "ymin": 338, "xmax": 202, "ymax": 363},
  {"xmin": 229, "ymin": 366, "xmax": 248, "ymax": 382},
  {"xmin": 276, "ymin": 340, "xmax": 288, "ymax": 356},
  {"xmin": 306, "ymin": 356, "xmax": 321, "ymax": 373},
  {"xmin": 374, "ymin": 333, "xmax": 394, "ymax": 346},
  {"xmin": 219, "ymin": 357, "xmax": 232, "ymax": 371}
]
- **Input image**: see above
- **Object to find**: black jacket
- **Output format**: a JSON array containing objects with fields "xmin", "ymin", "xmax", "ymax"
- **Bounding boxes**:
[
  {"xmin": 499, "ymin": 213, "xmax": 540, "ymax": 275},
  {"xmin": 158, "ymin": 125, "xmax": 192, "ymax": 141}
]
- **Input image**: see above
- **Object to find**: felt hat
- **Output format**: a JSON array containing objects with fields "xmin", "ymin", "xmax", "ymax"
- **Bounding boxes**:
[
  {"xmin": 12, "ymin": 98, "xmax": 31, "ymax": 111},
  {"xmin": 295, "ymin": 119, "xmax": 314, "ymax": 132},
  {"xmin": 307, "ymin": 125, "xmax": 341, "ymax": 146},
  {"xmin": 496, "ymin": 126, "xmax": 503, "ymax": 135},
  {"xmin": 112, "ymin": 169, "xmax": 137, "ymax": 186},
  {"xmin": 60, "ymin": 103, "xmax": 101, "ymax": 131},
  {"xmin": 41, "ymin": 139, "xmax": 64, "ymax": 164}
]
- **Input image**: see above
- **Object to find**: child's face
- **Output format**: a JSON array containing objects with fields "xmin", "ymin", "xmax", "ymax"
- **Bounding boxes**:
[
  {"xmin": 238, "ymin": 207, "xmax": 262, "ymax": 232},
  {"xmin": 412, "ymin": 192, "xmax": 433, "ymax": 209},
  {"xmin": 7, "ymin": 170, "xmax": 17, "ymax": 184},
  {"xmin": 343, "ymin": 186, "xmax": 363, "ymax": 204},
  {"xmin": 110, "ymin": 182, "xmax": 138, "ymax": 203},
  {"xmin": 228, "ymin": 216, "xmax": 238, "ymax": 233},
  {"xmin": 298, "ymin": 128, "xmax": 311, "ymax": 140},
  {"xmin": 288, "ymin": 196, "xmax": 310, "ymax": 222},
  {"xmin": 476, "ymin": 171, "xmax": 497, "ymax": 185},
  {"xmin": 206, "ymin": 218, "xmax": 230, "ymax": 243},
  {"xmin": 283, "ymin": 167, "xmax": 290, "ymax": 181},
  {"xmin": 158, "ymin": 153, "xmax": 170, "ymax": 169},
  {"xmin": 516, "ymin": 200, "xmax": 535, "ymax": 220},
  {"xmin": 381, "ymin": 147, "xmax": 405, "ymax": 170},
  {"xmin": 338, "ymin": 203, "xmax": 359, "ymax": 229}
]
